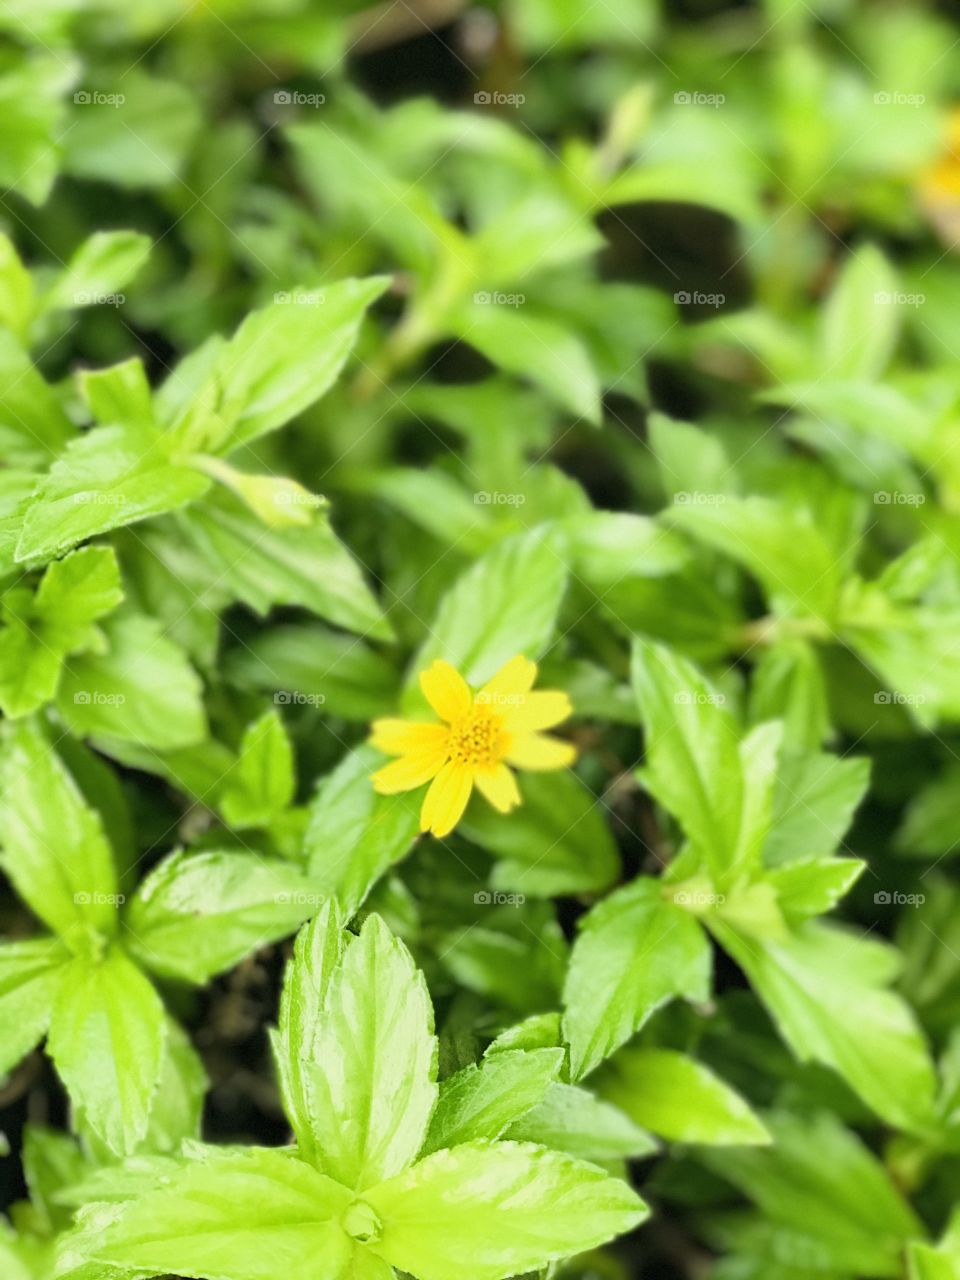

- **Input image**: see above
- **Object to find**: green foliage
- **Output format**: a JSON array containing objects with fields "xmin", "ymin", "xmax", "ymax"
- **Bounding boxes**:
[
  {"xmin": 58, "ymin": 912, "xmax": 645, "ymax": 1280},
  {"xmin": 0, "ymin": 1, "xmax": 959, "ymax": 1277}
]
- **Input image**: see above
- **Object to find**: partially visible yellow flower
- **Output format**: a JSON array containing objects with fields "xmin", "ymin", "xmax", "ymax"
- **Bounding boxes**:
[
  {"xmin": 918, "ymin": 108, "xmax": 960, "ymax": 246},
  {"xmin": 370, "ymin": 656, "xmax": 575, "ymax": 838}
]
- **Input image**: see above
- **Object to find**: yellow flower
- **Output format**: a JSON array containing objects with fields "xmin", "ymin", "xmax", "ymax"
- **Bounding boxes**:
[
  {"xmin": 370, "ymin": 656, "xmax": 575, "ymax": 838},
  {"xmin": 918, "ymin": 108, "xmax": 960, "ymax": 246}
]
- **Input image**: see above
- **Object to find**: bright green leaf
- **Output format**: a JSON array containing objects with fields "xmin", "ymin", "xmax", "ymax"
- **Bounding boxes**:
[
  {"xmin": 58, "ymin": 1147, "xmax": 354, "ymax": 1280},
  {"xmin": 0, "ymin": 718, "xmax": 118, "ymax": 946},
  {"xmin": 422, "ymin": 1048, "xmax": 563, "ymax": 1153},
  {"xmin": 713, "ymin": 920, "xmax": 937, "ymax": 1133},
  {"xmin": 220, "ymin": 710, "xmax": 296, "ymax": 829},
  {"xmin": 563, "ymin": 877, "xmax": 711, "ymax": 1080},
  {"xmin": 406, "ymin": 526, "xmax": 567, "ymax": 703},
  {"xmin": 125, "ymin": 851, "xmax": 321, "ymax": 984},
  {"xmin": 47, "ymin": 947, "xmax": 166, "ymax": 1155},
  {"xmin": 504, "ymin": 1081, "xmax": 657, "ymax": 1161},
  {"xmin": 300, "ymin": 913, "xmax": 438, "ymax": 1190},
  {"xmin": 597, "ymin": 1047, "xmax": 770, "ymax": 1146},
  {"xmin": 365, "ymin": 1140, "xmax": 647, "ymax": 1280},
  {"xmin": 304, "ymin": 747, "xmax": 420, "ymax": 917}
]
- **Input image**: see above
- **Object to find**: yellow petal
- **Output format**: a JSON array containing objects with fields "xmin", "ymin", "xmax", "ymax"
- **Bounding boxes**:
[
  {"xmin": 372, "ymin": 749, "xmax": 447, "ymax": 795},
  {"xmin": 478, "ymin": 655, "xmax": 537, "ymax": 704},
  {"xmin": 505, "ymin": 732, "xmax": 576, "ymax": 771},
  {"xmin": 499, "ymin": 690, "xmax": 571, "ymax": 732},
  {"xmin": 371, "ymin": 718, "xmax": 448, "ymax": 757},
  {"xmin": 420, "ymin": 760, "xmax": 474, "ymax": 837},
  {"xmin": 420, "ymin": 660, "xmax": 472, "ymax": 722},
  {"xmin": 474, "ymin": 763, "xmax": 521, "ymax": 814}
]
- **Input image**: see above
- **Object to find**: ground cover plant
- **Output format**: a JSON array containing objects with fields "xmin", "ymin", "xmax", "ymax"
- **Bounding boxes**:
[{"xmin": 2, "ymin": 0, "xmax": 960, "ymax": 1276}]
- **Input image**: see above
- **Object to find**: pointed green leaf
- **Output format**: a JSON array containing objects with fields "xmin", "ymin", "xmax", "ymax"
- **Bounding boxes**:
[
  {"xmin": 702, "ymin": 1112, "xmax": 922, "ymax": 1278},
  {"xmin": 0, "ymin": 719, "xmax": 118, "ymax": 945},
  {"xmin": 57, "ymin": 613, "xmax": 207, "ymax": 750},
  {"xmin": 422, "ymin": 1048, "xmax": 563, "ymax": 1153},
  {"xmin": 452, "ymin": 303, "xmax": 601, "ymax": 424},
  {"xmin": 304, "ymin": 748, "xmax": 420, "ymax": 916},
  {"xmin": 504, "ymin": 1081, "xmax": 657, "ymax": 1161},
  {"xmin": 272, "ymin": 903, "xmax": 346, "ymax": 1168},
  {"xmin": 79, "ymin": 358, "xmax": 154, "ymax": 428},
  {"xmin": 47, "ymin": 948, "xmax": 166, "ymax": 1155},
  {"xmin": 713, "ymin": 920, "xmax": 937, "ymax": 1133},
  {"xmin": 0, "ymin": 938, "xmax": 68, "ymax": 1076},
  {"xmin": 667, "ymin": 495, "xmax": 844, "ymax": 619},
  {"xmin": 15, "ymin": 425, "xmax": 210, "ymax": 564},
  {"xmin": 41, "ymin": 231, "xmax": 151, "ymax": 315},
  {"xmin": 181, "ymin": 491, "xmax": 390, "ymax": 639},
  {"xmin": 0, "ymin": 546, "xmax": 123, "ymax": 718},
  {"xmin": 365, "ymin": 1140, "xmax": 647, "ymax": 1280},
  {"xmin": 187, "ymin": 277, "xmax": 389, "ymax": 451},
  {"xmin": 299, "ymin": 913, "xmax": 438, "ymax": 1189},
  {"xmin": 406, "ymin": 526, "xmax": 568, "ymax": 704},
  {"xmin": 597, "ymin": 1047, "xmax": 770, "ymax": 1146},
  {"xmin": 57, "ymin": 1148, "xmax": 354, "ymax": 1280},
  {"xmin": 125, "ymin": 850, "xmax": 321, "ymax": 984},
  {"xmin": 632, "ymin": 639, "xmax": 782, "ymax": 885},
  {"xmin": 766, "ymin": 856, "xmax": 865, "ymax": 919},
  {"xmin": 763, "ymin": 750, "xmax": 869, "ymax": 866},
  {"xmin": 563, "ymin": 877, "xmax": 711, "ymax": 1080},
  {"xmin": 459, "ymin": 770, "xmax": 620, "ymax": 897},
  {"xmin": 819, "ymin": 244, "xmax": 899, "ymax": 380},
  {"xmin": 220, "ymin": 710, "xmax": 295, "ymax": 829}
]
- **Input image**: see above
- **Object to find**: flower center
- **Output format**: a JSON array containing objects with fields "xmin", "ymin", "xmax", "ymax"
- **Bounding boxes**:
[{"xmin": 447, "ymin": 707, "xmax": 505, "ymax": 768}]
